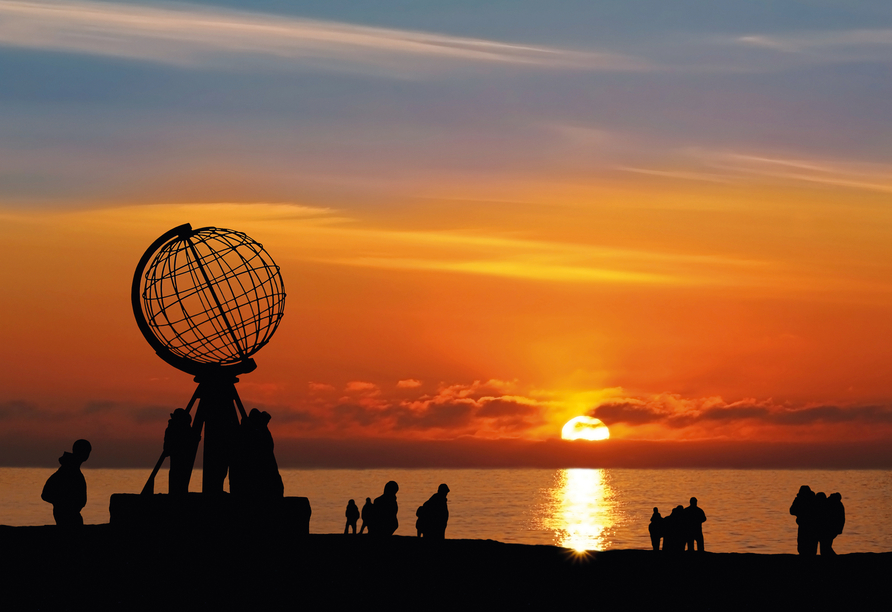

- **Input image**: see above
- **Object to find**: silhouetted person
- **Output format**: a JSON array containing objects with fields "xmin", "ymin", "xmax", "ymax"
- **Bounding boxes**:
[
  {"xmin": 662, "ymin": 505, "xmax": 686, "ymax": 552},
  {"xmin": 790, "ymin": 485, "xmax": 818, "ymax": 556},
  {"xmin": 41, "ymin": 439, "xmax": 91, "ymax": 527},
  {"xmin": 358, "ymin": 497, "xmax": 373, "ymax": 534},
  {"xmin": 417, "ymin": 484, "xmax": 450, "ymax": 539},
  {"xmin": 822, "ymin": 492, "xmax": 845, "ymax": 555},
  {"xmin": 684, "ymin": 497, "xmax": 707, "ymax": 552},
  {"xmin": 648, "ymin": 507, "xmax": 663, "ymax": 551},
  {"xmin": 163, "ymin": 408, "xmax": 199, "ymax": 495},
  {"xmin": 345, "ymin": 499, "xmax": 360, "ymax": 534},
  {"xmin": 813, "ymin": 491, "xmax": 833, "ymax": 556},
  {"xmin": 233, "ymin": 409, "xmax": 284, "ymax": 499},
  {"xmin": 371, "ymin": 481, "xmax": 399, "ymax": 536}
]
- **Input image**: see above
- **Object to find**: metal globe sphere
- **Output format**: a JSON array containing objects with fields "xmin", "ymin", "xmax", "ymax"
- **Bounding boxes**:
[{"xmin": 133, "ymin": 224, "xmax": 285, "ymax": 375}]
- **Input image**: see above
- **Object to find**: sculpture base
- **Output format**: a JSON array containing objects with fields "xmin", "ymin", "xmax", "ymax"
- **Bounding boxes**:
[{"xmin": 109, "ymin": 493, "xmax": 311, "ymax": 534}]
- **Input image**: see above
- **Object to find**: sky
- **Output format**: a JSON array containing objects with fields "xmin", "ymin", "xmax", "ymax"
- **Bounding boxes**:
[{"xmin": 2, "ymin": 0, "xmax": 892, "ymax": 468}]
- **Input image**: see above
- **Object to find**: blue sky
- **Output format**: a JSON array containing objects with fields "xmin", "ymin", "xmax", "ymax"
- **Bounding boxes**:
[{"xmin": 1, "ymin": 0, "xmax": 890, "ymax": 207}]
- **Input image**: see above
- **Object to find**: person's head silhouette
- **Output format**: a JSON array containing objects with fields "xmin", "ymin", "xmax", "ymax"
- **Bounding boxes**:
[
  {"xmin": 690, "ymin": 497, "xmax": 698, "ymax": 507},
  {"xmin": 438, "ymin": 484, "xmax": 449, "ymax": 496},
  {"xmin": 170, "ymin": 407, "xmax": 190, "ymax": 423},
  {"xmin": 72, "ymin": 439, "xmax": 92, "ymax": 463},
  {"xmin": 384, "ymin": 480, "xmax": 399, "ymax": 495}
]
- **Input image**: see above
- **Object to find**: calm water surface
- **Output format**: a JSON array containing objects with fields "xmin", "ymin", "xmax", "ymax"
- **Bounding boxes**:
[{"xmin": 2, "ymin": 468, "xmax": 891, "ymax": 554}]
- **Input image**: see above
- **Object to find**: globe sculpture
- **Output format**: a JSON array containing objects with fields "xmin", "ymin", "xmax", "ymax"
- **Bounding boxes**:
[{"xmin": 132, "ymin": 223, "xmax": 286, "ymax": 494}]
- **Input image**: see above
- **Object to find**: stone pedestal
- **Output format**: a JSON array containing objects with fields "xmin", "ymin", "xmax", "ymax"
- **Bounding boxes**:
[{"xmin": 109, "ymin": 493, "xmax": 311, "ymax": 534}]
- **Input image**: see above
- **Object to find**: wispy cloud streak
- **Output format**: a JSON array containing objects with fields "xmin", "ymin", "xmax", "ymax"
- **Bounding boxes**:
[
  {"xmin": 738, "ymin": 29, "xmax": 892, "ymax": 54},
  {"xmin": 709, "ymin": 152, "xmax": 892, "ymax": 194},
  {"xmin": 0, "ymin": 0, "xmax": 643, "ymax": 72}
]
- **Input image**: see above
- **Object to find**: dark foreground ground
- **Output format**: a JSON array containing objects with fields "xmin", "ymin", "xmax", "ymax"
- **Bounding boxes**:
[{"xmin": 2, "ymin": 525, "xmax": 889, "ymax": 611}]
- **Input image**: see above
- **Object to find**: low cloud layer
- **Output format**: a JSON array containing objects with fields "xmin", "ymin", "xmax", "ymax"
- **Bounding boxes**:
[
  {"xmin": 318, "ymin": 379, "xmax": 550, "ymax": 436},
  {"xmin": 591, "ymin": 394, "xmax": 892, "ymax": 429}
]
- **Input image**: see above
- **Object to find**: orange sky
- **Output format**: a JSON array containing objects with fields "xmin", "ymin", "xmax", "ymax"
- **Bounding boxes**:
[
  {"xmin": 2, "ymin": 1, "xmax": 892, "ymax": 467},
  {"xmin": 3, "ymin": 169, "xmax": 892, "ymax": 467}
]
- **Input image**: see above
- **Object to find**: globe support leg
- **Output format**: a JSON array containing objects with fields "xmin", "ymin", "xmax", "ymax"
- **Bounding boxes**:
[{"xmin": 192, "ymin": 376, "xmax": 246, "ymax": 494}]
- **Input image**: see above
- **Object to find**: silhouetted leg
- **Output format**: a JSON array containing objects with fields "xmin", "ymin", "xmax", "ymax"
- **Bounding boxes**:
[
  {"xmin": 695, "ymin": 533, "xmax": 704, "ymax": 552},
  {"xmin": 798, "ymin": 528, "xmax": 818, "ymax": 556},
  {"xmin": 53, "ymin": 507, "xmax": 83, "ymax": 527},
  {"xmin": 650, "ymin": 535, "xmax": 660, "ymax": 551},
  {"xmin": 200, "ymin": 383, "xmax": 239, "ymax": 494},
  {"xmin": 169, "ymin": 454, "xmax": 195, "ymax": 495}
]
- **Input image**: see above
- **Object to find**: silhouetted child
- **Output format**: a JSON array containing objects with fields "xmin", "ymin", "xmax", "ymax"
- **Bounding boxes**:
[
  {"xmin": 648, "ymin": 507, "xmax": 663, "ymax": 551},
  {"xmin": 345, "ymin": 499, "xmax": 360, "ymax": 534},
  {"xmin": 358, "ymin": 497, "xmax": 373, "ymax": 534},
  {"xmin": 163, "ymin": 408, "xmax": 199, "ymax": 495},
  {"xmin": 41, "ymin": 439, "xmax": 92, "ymax": 526},
  {"xmin": 684, "ymin": 497, "xmax": 707, "ymax": 552},
  {"xmin": 371, "ymin": 481, "xmax": 399, "ymax": 536},
  {"xmin": 790, "ymin": 485, "xmax": 818, "ymax": 556},
  {"xmin": 417, "ymin": 484, "xmax": 450, "ymax": 539}
]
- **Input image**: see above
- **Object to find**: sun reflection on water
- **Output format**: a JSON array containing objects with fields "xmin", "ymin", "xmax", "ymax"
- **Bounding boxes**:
[{"xmin": 544, "ymin": 468, "xmax": 617, "ymax": 551}]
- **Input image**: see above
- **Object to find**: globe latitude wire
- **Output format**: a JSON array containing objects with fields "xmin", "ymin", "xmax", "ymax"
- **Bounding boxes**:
[{"xmin": 133, "ymin": 224, "xmax": 285, "ymax": 376}]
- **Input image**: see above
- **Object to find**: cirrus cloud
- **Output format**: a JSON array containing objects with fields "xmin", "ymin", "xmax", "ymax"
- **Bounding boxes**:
[{"xmin": 0, "ymin": 0, "xmax": 646, "ymax": 74}]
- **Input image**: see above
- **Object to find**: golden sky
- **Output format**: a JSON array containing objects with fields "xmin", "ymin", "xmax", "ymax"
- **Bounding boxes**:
[{"xmin": 2, "ymin": 1, "xmax": 892, "ymax": 466}]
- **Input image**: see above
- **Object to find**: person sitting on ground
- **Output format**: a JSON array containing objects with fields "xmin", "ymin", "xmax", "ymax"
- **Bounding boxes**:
[{"xmin": 41, "ymin": 439, "xmax": 92, "ymax": 527}]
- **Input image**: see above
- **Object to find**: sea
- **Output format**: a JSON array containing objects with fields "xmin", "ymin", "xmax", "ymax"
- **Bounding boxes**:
[{"xmin": 2, "ymin": 468, "xmax": 891, "ymax": 554}]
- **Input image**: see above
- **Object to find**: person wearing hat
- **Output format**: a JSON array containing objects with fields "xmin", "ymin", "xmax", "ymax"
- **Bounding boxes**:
[{"xmin": 41, "ymin": 439, "xmax": 92, "ymax": 526}]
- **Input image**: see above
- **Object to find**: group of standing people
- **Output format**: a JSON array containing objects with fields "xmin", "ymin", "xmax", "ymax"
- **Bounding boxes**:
[
  {"xmin": 648, "ymin": 497, "xmax": 707, "ymax": 552},
  {"xmin": 790, "ymin": 485, "xmax": 845, "ymax": 556},
  {"xmin": 164, "ymin": 406, "xmax": 283, "ymax": 499},
  {"xmin": 38, "ymin": 439, "xmax": 846, "ymax": 558},
  {"xmin": 344, "ymin": 481, "xmax": 450, "ymax": 539}
]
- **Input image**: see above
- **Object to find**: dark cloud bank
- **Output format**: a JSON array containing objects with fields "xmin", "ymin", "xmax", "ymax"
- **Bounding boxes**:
[{"xmin": 591, "ymin": 401, "xmax": 892, "ymax": 428}]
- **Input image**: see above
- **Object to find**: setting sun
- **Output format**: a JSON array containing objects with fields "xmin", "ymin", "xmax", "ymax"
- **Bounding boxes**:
[{"xmin": 561, "ymin": 417, "xmax": 610, "ymax": 441}]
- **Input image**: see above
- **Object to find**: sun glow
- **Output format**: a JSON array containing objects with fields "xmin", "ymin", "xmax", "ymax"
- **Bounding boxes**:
[
  {"xmin": 556, "ymin": 468, "xmax": 614, "ymax": 551},
  {"xmin": 561, "ymin": 416, "xmax": 610, "ymax": 441}
]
